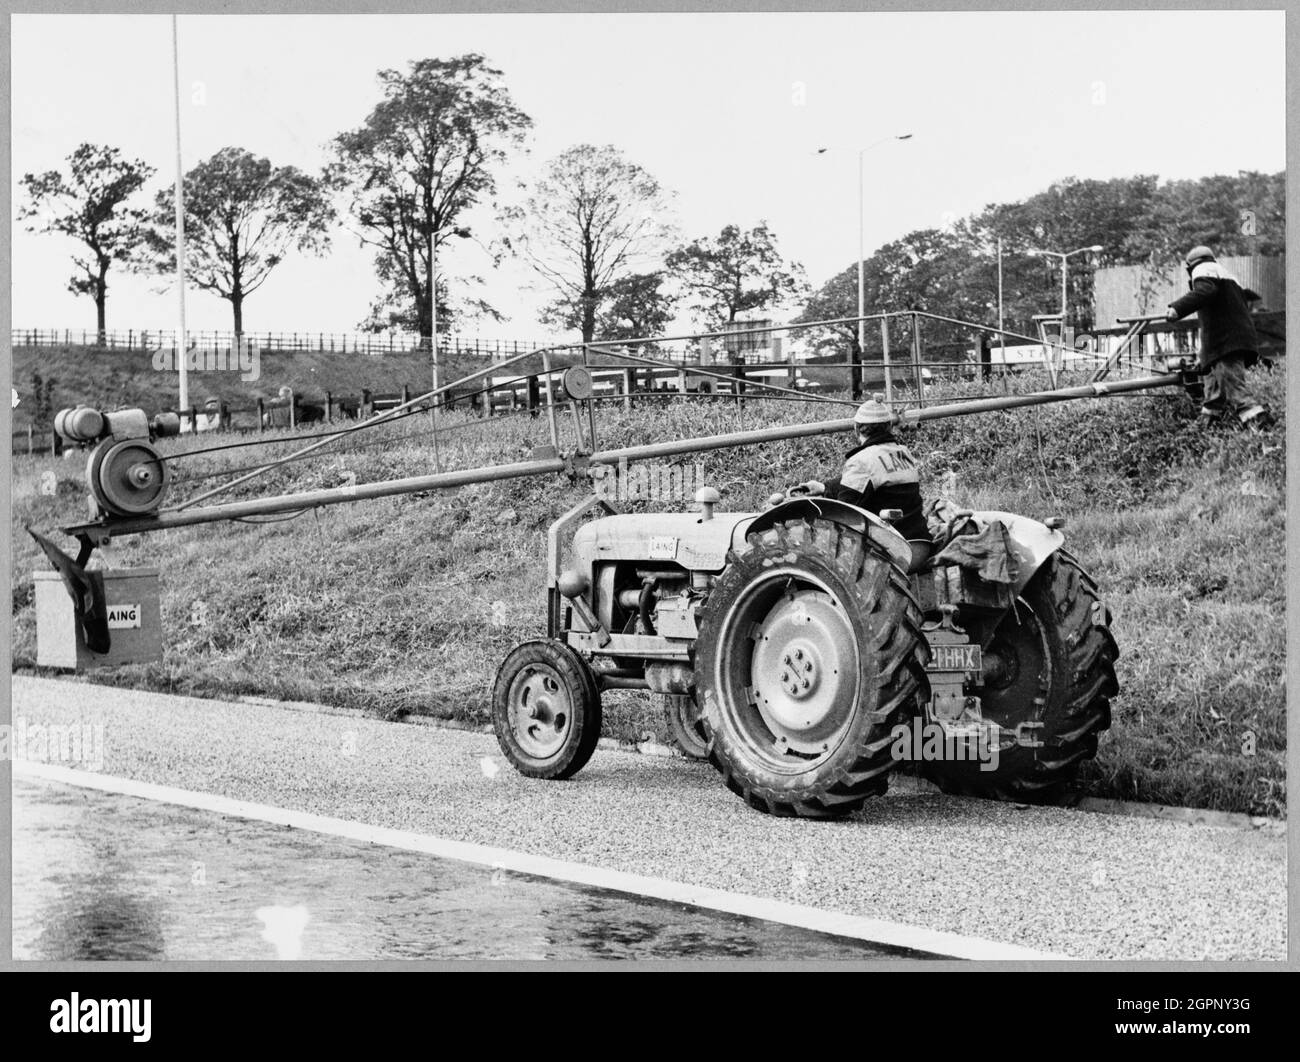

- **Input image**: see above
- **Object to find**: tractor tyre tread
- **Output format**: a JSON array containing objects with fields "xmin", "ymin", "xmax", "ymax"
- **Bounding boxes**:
[
  {"xmin": 491, "ymin": 639, "xmax": 602, "ymax": 781},
  {"xmin": 922, "ymin": 549, "xmax": 1117, "ymax": 803},
  {"xmin": 700, "ymin": 518, "xmax": 928, "ymax": 819}
]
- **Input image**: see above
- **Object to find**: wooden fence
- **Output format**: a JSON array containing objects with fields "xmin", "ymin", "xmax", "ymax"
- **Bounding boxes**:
[{"xmin": 10, "ymin": 327, "xmax": 545, "ymax": 360}]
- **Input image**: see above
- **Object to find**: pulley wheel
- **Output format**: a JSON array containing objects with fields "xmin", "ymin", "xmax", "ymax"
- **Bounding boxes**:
[
  {"xmin": 88, "ymin": 438, "xmax": 170, "ymax": 516},
  {"xmin": 560, "ymin": 366, "xmax": 594, "ymax": 401}
]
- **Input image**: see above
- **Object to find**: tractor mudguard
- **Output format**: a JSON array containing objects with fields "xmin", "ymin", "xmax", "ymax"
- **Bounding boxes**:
[
  {"xmin": 967, "ymin": 510, "xmax": 1065, "ymax": 596},
  {"xmin": 741, "ymin": 498, "xmax": 913, "ymax": 573}
]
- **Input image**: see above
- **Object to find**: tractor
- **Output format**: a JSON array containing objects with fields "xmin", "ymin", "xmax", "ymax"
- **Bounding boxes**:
[{"xmin": 492, "ymin": 484, "xmax": 1119, "ymax": 817}]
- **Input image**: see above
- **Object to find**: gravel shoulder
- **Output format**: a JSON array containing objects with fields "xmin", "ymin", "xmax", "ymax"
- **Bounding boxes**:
[{"xmin": 8, "ymin": 675, "xmax": 1287, "ymax": 961}]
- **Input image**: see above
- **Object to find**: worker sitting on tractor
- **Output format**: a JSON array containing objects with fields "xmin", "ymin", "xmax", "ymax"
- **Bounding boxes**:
[{"xmin": 795, "ymin": 394, "xmax": 934, "ymax": 572}]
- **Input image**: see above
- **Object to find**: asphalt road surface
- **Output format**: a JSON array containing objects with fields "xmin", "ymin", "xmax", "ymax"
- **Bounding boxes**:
[{"xmin": 9, "ymin": 675, "xmax": 1287, "ymax": 961}]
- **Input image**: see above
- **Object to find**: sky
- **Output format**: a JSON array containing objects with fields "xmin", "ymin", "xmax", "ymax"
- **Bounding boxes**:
[{"xmin": 9, "ymin": 10, "xmax": 1287, "ymax": 343}]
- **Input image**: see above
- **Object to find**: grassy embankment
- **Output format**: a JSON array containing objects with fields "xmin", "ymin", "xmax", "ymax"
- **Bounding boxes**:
[
  {"xmin": 9, "ymin": 342, "xmax": 572, "ymax": 433},
  {"xmin": 9, "ymin": 360, "xmax": 1286, "ymax": 816}
]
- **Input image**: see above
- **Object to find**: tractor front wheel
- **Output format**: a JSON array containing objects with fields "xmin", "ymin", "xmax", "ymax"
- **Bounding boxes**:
[{"xmin": 492, "ymin": 639, "xmax": 602, "ymax": 780}]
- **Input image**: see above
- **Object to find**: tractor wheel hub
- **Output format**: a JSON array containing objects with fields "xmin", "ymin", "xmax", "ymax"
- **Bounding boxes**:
[
  {"xmin": 750, "ymin": 589, "xmax": 855, "ymax": 749},
  {"xmin": 510, "ymin": 667, "xmax": 572, "ymax": 759}
]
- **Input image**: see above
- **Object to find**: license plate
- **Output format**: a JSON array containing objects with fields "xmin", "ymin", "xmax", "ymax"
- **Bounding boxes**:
[{"xmin": 929, "ymin": 643, "xmax": 981, "ymax": 672}]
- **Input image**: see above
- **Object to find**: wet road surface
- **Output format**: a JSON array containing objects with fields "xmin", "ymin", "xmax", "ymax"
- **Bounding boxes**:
[{"xmin": 13, "ymin": 776, "xmax": 935, "ymax": 961}]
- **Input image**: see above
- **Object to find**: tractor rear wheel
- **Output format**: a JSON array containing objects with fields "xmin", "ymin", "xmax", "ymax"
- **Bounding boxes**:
[
  {"xmin": 492, "ymin": 639, "xmax": 602, "ymax": 780},
  {"xmin": 921, "ymin": 550, "xmax": 1118, "ymax": 802},
  {"xmin": 695, "ymin": 517, "xmax": 928, "ymax": 817}
]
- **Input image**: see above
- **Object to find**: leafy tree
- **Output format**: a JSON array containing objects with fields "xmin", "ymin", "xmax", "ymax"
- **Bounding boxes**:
[
  {"xmin": 966, "ymin": 176, "xmax": 1162, "ymax": 330},
  {"xmin": 19, "ymin": 143, "xmax": 156, "ymax": 342},
  {"xmin": 666, "ymin": 222, "xmax": 806, "ymax": 330},
  {"xmin": 508, "ymin": 144, "xmax": 674, "ymax": 343},
  {"xmin": 1147, "ymin": 170, "xmax": 1285, "ymax": 259},
  {"xmin": 142, "ymin": 147, "xmax": 333, "ymax": 334},
  {"xmin": 963, "ymin": 172, "xmax": 1285, "ymax": 330},
  {"xmin": 329, "ymin": 55, "xmax": 531, "ymax": 344},
  {"xmin": 794, "ymin": 265, "xmax": 863, "ymax": 359},
  {"xmin": 797, "ymin": 171, "xmax": 1285, "ymax": 359},
  {"xmin": 593, "ymin": 271, "xmax": 679, "ymax": 342},
  {"xmin": 794, "ymin": 227, "xmax": 986, "ymax": 369}
]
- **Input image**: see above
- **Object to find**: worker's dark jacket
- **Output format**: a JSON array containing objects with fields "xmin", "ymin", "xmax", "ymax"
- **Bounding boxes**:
[
  {"xmin": 1168, "ymin": 262, "xmax": 1260, "ymax": 369},
  {"xmin": 825, "ymin": 434, "xmax": 931, "ymax": 543}
]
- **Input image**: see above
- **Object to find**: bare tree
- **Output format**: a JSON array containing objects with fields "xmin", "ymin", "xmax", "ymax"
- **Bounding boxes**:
[
  {"xmin": 19, "ymin": 143, "xmax": 155, "ymax": 342},
  {"xmin": 508, "ymin": 144, "xmax": 674, "ymax": 343}
]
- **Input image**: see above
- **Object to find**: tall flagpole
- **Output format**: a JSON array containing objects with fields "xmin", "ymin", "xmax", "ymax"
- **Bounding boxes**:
[
  {"xmin": 997, "ymin": 237, "xmax": 1005, "ymax": 368},
  {"xmin": 171, "ymin": 14, "xmax": 189, "ymax": 412}
]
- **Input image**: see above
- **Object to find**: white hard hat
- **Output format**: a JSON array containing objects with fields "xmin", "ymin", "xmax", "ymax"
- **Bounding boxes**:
[{"xmin": 853, "ymin": 393, "xmax": 892, "ymax": 426}]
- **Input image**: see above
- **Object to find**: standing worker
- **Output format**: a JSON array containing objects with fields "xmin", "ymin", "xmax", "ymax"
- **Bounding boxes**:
[
  {"xmin": 796, "ymin": 394, "xmax": 933, "ymax": 572},
  {"xmin": 1166, "ymin": 245, "xmax": 1273, "ymax": 430}
]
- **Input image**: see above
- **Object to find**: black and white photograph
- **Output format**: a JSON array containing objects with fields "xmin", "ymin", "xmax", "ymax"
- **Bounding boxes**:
[{"xmin": 2, "ymin": 3, "xmax": 1291, "ymax": 994}]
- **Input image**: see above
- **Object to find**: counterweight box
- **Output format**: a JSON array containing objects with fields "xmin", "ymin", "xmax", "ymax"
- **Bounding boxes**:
[{"xmin": 34, "ymin": 567, "xmax": 163, "ymax": 670}]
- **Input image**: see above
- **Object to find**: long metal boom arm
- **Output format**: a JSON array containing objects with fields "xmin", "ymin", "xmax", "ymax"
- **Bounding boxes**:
[
  {"xmin": 64, "ymin": 373, "xmax": 1180, "ymax": 541},
  {"xmin": 899, "ymin": 372, "xmax": 1179, "ymax": 423},
  {"xmin": 585, "ymin": 372, "xmax": 1179, "ymax": 463},
  {"xmin": 67, "ymin": 457, "xmax": 568, "ymax": 538}
]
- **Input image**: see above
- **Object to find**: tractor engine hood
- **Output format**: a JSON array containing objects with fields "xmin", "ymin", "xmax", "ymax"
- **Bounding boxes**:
[
  {"xmin": 569, "ymin": 512, "xmax": 753, "ymax": 583},
  {"xmin": 566, "ymin": 500, "xmax": 916, "ymax": 582}
]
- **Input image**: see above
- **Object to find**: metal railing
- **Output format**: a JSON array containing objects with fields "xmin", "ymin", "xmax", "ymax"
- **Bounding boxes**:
[
  {"xmin": 573, "ymin": 310, "xmax": 1184, "ymax": 408},
  {"xmin": 14, "ymin": 310, "xmax": 1191, "ymax": 462}
]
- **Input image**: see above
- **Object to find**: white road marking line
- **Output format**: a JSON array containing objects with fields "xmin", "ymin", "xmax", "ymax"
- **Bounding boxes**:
[{"xmin": 14, "ymin": 760, "xmax": 1071, "ymax": 961}]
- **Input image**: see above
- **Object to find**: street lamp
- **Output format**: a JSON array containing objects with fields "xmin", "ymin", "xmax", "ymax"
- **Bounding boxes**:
[
  {"xmin": 1028, "ymin": 244, "xmax": 1104, "ymax": 327},
  {"xmin": 171, "ymin": 15, "xmax": 189, "ymax": 413},
  {"xmin": 817, "ymin": 134, "xmax": 914, "ymax": 398}
]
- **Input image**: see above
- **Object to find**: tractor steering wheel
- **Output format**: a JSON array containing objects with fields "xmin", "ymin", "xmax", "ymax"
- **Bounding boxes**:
[{"xmin": 767, "ymin": 480, "xmax": 826, "ymax": 509}]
